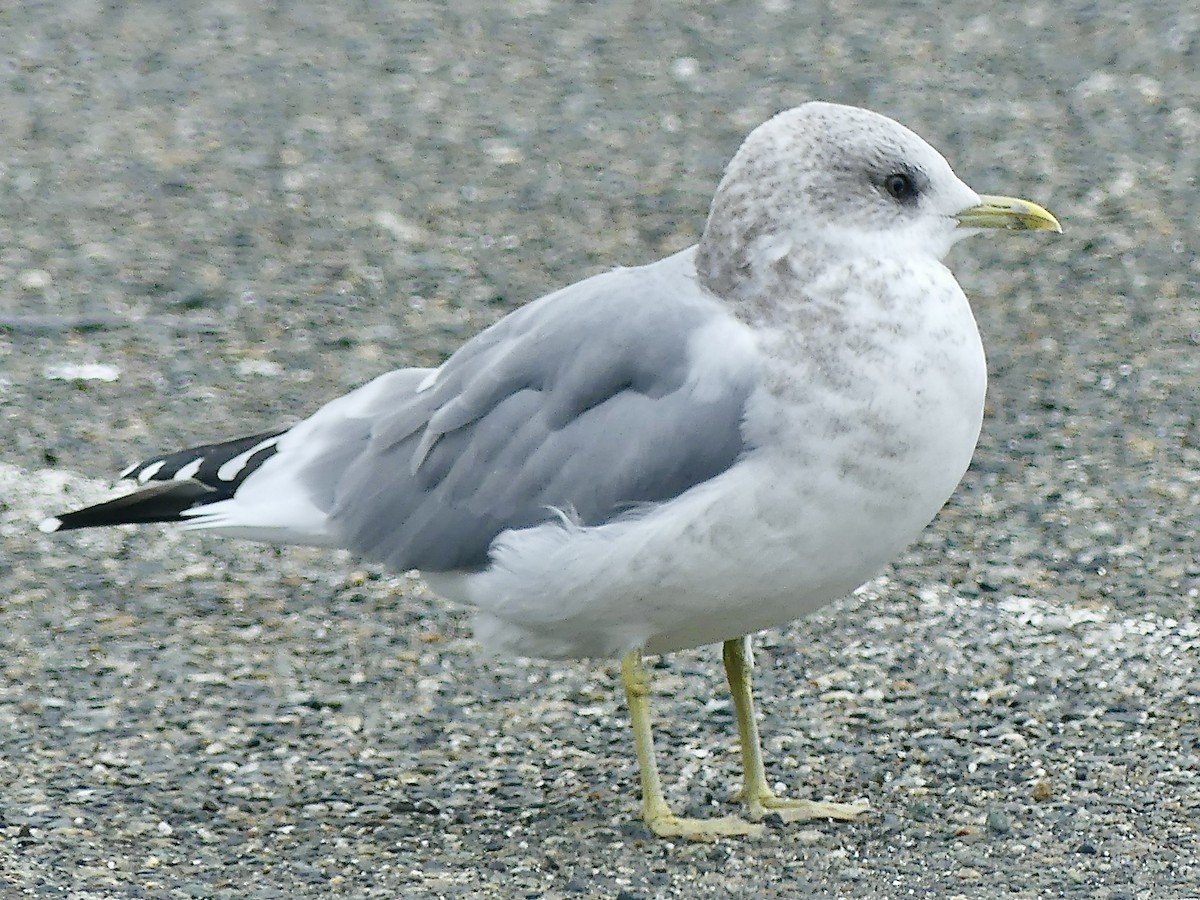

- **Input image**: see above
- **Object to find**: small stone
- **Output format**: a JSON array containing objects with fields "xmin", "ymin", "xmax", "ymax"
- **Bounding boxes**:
[
  {"xmin": 998, "ymin": 731, "xmax": 1029, "ymax": 750},
  {"xmin": 671, "ymin": 56, "xmax": 700, "ymax": 79},
  {"xmin": 907, "ymin": 801, "xmax": 933, "ymax": 821},
  {"xmin": 234, "ymin": 359, "xmax": 284, "ymax": 378},
  {"xmin": 18, "ymin": 269, "xmax": 52, "ymax": 290},
  {"xmin": 985, "ymin": 807, "xmax": 1011, "ymax": 834},
  {"xmin": 1031, "ymin": 780, "xmax": 1053, "ymax": 802},
  {"xmin": 43, "ymin": 363, "xmax": 121, "ymax": 383}
]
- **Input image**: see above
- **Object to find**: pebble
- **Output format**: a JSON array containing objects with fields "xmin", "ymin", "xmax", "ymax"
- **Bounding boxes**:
[{"xmin": 985, "ymin": 808, "xmax": 1011, "ymax": 835}]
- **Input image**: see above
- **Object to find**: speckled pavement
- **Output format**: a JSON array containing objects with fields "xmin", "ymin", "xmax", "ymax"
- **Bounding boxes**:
[{"xmin": 2, "ymin": 2, "xmax": 1198, "ymax": 897}]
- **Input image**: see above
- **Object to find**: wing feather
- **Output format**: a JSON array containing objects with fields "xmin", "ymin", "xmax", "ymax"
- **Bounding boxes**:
[{"xmin": 327, "ymin": 249, "xmax": 760, "ymax": 572}]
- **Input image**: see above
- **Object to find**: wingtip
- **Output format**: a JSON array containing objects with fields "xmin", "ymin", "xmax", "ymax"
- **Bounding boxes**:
[{"xmin": 39, "ymin": 516, "xmax": 63, "ymax": 534}]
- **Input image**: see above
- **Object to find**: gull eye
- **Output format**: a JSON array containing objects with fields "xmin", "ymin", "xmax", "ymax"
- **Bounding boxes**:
[{"xmin": 883, "ymin": 173, "xmax": 917, "ymax": 203}]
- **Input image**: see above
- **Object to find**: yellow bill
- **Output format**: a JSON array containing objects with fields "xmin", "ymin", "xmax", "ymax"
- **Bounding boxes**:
[{"xmin": 956, "ymin": 195, "xmax": 1062, "ymax": 233}]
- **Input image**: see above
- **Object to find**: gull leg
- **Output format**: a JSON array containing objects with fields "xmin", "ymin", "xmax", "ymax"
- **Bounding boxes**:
[
  {"xmin": 723, "ymin": 636, "xmax": 870, "ymax": 823},
  {"xmin": 620, "ymin": 649, "xmax": 763, "ymax": 840}
]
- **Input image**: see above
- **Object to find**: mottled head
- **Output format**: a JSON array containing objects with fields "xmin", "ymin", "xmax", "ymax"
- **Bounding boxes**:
[{"xmin": 696, "ymin": 102, "xmax": 1059, "ymax": 299}]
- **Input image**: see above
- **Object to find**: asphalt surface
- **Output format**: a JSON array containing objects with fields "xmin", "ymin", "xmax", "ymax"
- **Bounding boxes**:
[{"xmin": 2, "ymin": 1, "xmax": 1199, "ymax": 897}]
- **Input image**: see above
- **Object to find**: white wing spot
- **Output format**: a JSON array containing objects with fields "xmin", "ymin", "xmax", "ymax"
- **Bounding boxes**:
[
  {"xmin": 216, "ymin": 436, "xmax": 280, "ymax": 482},
  {"xmin": 136, "ymin": 460, "xmax": 166, "ymax": 483},
  {"xmin": 38, "ymin": 516, "xmax": 63, "ymax": 533},
  {"xmin": 173, "ymin": 458, "xmax": 203, "ymax": 481},
  {"xmin": 417, "ymin": 369, "xmax": 440, "ymax": 393}
]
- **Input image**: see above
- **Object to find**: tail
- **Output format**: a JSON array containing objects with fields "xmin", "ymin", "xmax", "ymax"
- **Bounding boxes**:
[
  {"xmin": 40, "ymin": 430, "xmax": 286, "ymax": 533},
  {"xmin": 40, "ymin": 366, "xmax": 438, "ymax": 546}
]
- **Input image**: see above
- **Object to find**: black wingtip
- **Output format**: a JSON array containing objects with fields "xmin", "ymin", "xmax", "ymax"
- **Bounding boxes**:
[
  {"xmin": 41, "ymin": 427, "xmax": 289, "ymax": 534},
  {"xmin": 42, "ymin": 480, "xmax": 217, "ymax": 532}
]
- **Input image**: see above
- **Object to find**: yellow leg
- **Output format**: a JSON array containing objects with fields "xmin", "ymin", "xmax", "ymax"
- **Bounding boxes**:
[
  {"xmin": 620, "ymin": 649, "xmax": 763, "ymax": 840},
  {"xmin": 723, "ymin": 636, "xmax": 870, "ymax": 822}
]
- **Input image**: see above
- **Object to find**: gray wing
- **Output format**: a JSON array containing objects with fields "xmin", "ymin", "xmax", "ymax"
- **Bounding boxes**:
[{"xmin": 325, "ymin": 249, "xmax": 759, "ymax": 573}]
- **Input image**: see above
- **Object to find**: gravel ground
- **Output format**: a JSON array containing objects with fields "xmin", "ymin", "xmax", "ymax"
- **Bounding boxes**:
[{"xmin": 2, "ymin": 1, "xmax": 1199, "ymax": 897}]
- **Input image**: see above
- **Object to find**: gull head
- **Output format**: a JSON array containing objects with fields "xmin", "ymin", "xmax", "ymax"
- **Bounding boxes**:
[{"xmin": 697, "ymin": 101, "xmax": 1060, "ymax": 298}]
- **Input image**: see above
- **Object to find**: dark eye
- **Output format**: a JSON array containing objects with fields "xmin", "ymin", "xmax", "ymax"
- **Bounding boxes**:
[{"xmin": 883, "ymin": 173, "xmax": 917, "ymax": 202}]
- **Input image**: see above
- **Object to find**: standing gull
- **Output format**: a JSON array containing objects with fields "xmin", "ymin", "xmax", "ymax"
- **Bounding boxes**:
[{"xmin": 42, "ymin": 102, "xmax": 1061, "ymax": 840}]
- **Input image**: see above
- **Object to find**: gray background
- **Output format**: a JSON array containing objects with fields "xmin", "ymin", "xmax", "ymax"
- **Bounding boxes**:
[{"xmin": 2, "ymin": 0, "xmax": 1198, "ymax": 897}]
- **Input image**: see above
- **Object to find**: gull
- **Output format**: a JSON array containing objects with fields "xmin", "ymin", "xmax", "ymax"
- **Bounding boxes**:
[{"xmin": 42, "ymin": 102, "xmax": 1060, "ymax": 840}]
